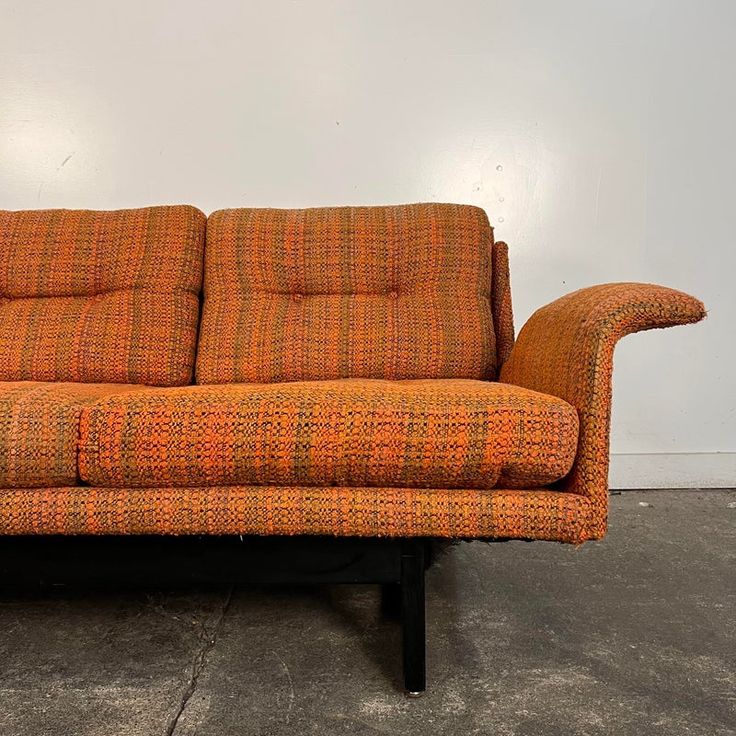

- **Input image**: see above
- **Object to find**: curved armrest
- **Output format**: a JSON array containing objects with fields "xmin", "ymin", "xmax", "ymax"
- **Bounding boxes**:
[{"xmin": 499, "ymin": 282, "xmax": 706, "ymax": 538}]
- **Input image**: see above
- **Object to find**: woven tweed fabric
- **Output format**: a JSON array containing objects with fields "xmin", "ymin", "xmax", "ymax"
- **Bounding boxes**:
[
  {"xmin": 0, "ymin": 382, "xmax": 144, "ymax": 487},
  {"xmin": 196, "ymin": 204, "xmax": 496, "ymax": 384},
  {"xmin": 500, "ymin": 282, "xmax": 706, "ymax": 539},
  {"xmin": 79, "ymin": 379, "xmax": 579, "ymax": 490},
  {"xmin": 491, "ymin": 241, "xmax": 515, "ymax": 369},
  {"xmin": 0, "ymin": 486, "xmax": 594, "ymax": 543},
  {"xmin": 0, "ymin": 205, "xmax": 205, "ymax": 385}
]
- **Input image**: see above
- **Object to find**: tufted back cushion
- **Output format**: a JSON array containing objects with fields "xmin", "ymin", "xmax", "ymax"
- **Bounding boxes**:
[
  {"xmin": 0, "ymin": 205, "xmax": 205, "ymax": 385},
  {"xmin": 196, "ymin": 203, "xmax": 496, "ymax": 383}
]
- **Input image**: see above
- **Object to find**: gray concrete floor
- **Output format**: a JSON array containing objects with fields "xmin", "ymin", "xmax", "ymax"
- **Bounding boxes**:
[{"xmin": 0, "ymin": 489, "xmax": 734, "ymax": 736}]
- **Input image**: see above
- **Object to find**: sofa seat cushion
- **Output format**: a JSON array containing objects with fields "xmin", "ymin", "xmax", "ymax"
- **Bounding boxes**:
[
  {"xmin": 79, "ymin": 379, "xmax": 579, "ymax": 490},
  {"xmin": 0, "ymin": 382, "xmax": 143, "ymax": 487}
]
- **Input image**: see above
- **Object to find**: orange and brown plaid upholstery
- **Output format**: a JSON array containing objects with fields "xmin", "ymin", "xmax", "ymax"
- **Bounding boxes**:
[
  {"xmin": 0, "ymin": 206, "xmax": 205, "ymax": 385},
  {"xmin": 78, "ymin": 379, "xmax": 579, "ymax": 490},
  {"xmin": 196, "ymin": 204, "xmax": 498, "ymax": 384},
  {"xmin": 491, "ymin": 241, "xmax": 515, "ymax": 369},
  {"xmin": 0, "ymin": 382, "xmax": 143, "ymax": 487},
  {"xmin": 0, "ymin": 486, "xmax": 593, "ymax": 543},
  {"xmin": 500, "ymin": 283, "xmax": 706, "ymax": 539},
  {"xmin": 0, "ymin": 198, "xmax": 707, "ymax": 545}
]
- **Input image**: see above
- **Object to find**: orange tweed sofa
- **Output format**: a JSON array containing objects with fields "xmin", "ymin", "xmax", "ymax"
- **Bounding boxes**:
[{"xmin": 0, "ymin": 202, "xmax": 705, "ymax": 693}]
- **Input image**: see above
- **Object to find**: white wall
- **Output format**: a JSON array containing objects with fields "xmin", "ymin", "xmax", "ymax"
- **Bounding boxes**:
[{"xmin": 1, "ymin": 0, "xmax": 734, "ymax": 486}]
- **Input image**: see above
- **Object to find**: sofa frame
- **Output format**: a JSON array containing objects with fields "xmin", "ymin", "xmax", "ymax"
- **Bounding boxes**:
[{"xmin": 0, "ymin": 534, "xmax": 433, "ymax": 695}]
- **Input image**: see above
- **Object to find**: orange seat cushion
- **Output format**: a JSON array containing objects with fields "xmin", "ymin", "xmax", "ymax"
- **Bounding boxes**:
[
  {"xmin": 0, "ymin": 382, "xmax": 143, "ymax": 487},
  {"xmin": 79, "ymin": 379, "xmax": 579, "ymax": 490},
  {"xmin": 196, "ymin": 204, "xmax": 497, "ymax": 384},
  {"xmin": 0, "ymin": 206, "xmax": 205, "ymax": 385}
]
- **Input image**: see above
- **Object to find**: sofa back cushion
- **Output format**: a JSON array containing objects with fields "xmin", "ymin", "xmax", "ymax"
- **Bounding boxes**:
[
  {"xmin": 197, "ymin": 203, "xmax": 496, "ymax": 383},
  {"xmin": 0, "ymin": 205, "xmax": 205, "ymax": 385}
]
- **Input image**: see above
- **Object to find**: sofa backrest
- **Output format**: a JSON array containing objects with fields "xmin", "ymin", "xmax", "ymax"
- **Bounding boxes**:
[
  {"xmin": 0, "ymin": 205, "xmax": 205, "ymax": 385},
  {"xmin": 197, "ymin": 203, "xmax": 504, "ymax": 383}
]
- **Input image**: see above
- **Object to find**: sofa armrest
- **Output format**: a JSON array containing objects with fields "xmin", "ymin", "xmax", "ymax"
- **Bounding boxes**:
[{"xmin": 499, "ymin": 282, "xmax": 706, "ymax": 539}]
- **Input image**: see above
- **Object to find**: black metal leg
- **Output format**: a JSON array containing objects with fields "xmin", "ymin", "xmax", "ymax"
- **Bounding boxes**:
[
  {"xmin": 381, "ymin": 583, "xmax": 402, "ymax": 619},
  {"xmin": 401, "ymin": 539, "xmax": 426, "ymax": 696}
]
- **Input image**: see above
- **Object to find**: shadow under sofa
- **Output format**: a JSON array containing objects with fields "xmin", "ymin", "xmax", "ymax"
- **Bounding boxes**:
[{"xmin": 0, "ymin": 203, "xmax": 705, "ymax": 694}]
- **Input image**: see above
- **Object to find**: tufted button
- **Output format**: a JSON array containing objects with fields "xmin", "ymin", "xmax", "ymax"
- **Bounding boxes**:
[
  {"xmin": 292, "ymin": 292, "xmax": 303, "ymax": 301},
  {"xmin": 388, "ymin": 290, "xmax": 398, "ymax": 299}
]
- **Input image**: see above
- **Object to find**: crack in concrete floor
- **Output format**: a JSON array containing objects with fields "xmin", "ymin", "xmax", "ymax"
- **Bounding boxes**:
[{"xmin": 163, "ymin": 586, "xmax": 234, "ymax": 736}]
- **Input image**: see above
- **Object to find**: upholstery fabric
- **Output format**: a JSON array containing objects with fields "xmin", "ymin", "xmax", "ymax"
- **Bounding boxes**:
[
  {"xmin": 196, "ymin": 204, "xmax": 496, "ymax": 384},
  {"xmin": 491, "ymin": 241, "xmax": 515, "ymax": 368},
  {"xmin": 0, "ymin": 486, "xmax": 593, "ymax": 544},
  {"xmin": 0, "ymin": 382, "xmax": 143, "ymax": 487},
  {"xmin": 500, "ymin": 282, "xmax": 707, "ymax": 539},
  {"xmin": 79, "ymin": 379, "xmax": 579, "ymax": 490},
  {"xmin": 0, "ymin": 205, "xmax": 205, "ymax": 385}
]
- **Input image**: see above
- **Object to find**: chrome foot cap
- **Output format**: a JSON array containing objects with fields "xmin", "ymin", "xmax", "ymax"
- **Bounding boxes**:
[{"xmin": 406, "ymin": 690, "xmax": 425, "ymax": 699}]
